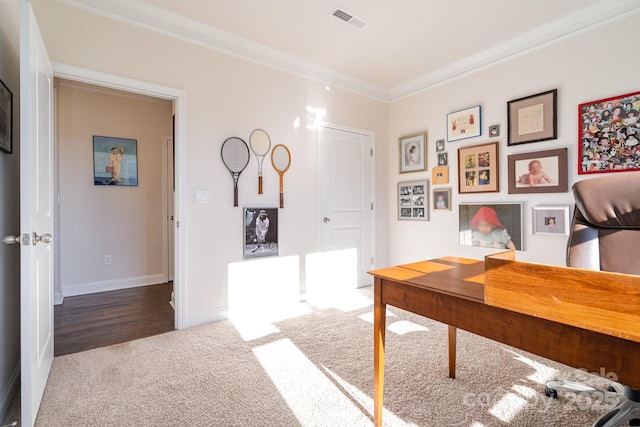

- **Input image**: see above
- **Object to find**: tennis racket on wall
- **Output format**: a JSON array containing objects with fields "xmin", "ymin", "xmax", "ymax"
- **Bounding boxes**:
[
  {"xmin": 221, "ymin": 137, "xmax": 250, "ymax": 207},
  {"xmin": 249, "ymin": 129, "xmax": 271, "ymax": 194},
  {"xmin": 271, "ymin": 144, "xmax": 291, "ymax": 208}
]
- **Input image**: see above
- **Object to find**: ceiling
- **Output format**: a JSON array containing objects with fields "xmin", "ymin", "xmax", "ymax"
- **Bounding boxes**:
[{"xmin": 57, "ymin": 0, "xmax": 640, "ymax": 101}]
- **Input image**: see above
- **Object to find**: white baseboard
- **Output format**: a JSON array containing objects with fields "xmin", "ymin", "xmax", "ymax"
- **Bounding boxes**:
[
  {"xmin": 62, "ymin": 274, "xmax": 166, "ymax": 297},
  {"xmin": 54, "ymin": 292, "xmax": 64, "ymax": 305},
  {"xmin": 183, "ymin": 306, "xmax": 229, "ymax": 329},
  {"xmin": 0, "ymin": 362, "xmax": 20, "ymax": 422}
]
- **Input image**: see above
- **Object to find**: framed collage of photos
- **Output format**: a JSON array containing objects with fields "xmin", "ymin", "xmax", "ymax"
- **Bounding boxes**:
[
  {"xmin": 457, "ymin": 142, "xmax": 499, "ymax": 194},
  {"xmin": 398, "ymin": 180, "xmax": 429, "ymax": 221}
]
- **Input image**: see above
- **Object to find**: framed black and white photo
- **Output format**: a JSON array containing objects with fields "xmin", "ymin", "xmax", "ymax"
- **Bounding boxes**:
[
  {"xmin": 93, "ymin": 136, "xmax": 138, "ymax": 186},
  {"xmin": 399, "ymin": 132, "xmax": 427, "ymax": 173},
  {"xmin": 436, "ymin": 139, "xmax": 445, "ymax": 152},
  {"xmin": 0, "ymin": 78, "xmax": 13, "ymax": 154},
  {"xmin": 532, "ymin": 205, "xmax": 570, "ymax": 236},
  {"xmin": 437, "ymin": 152, "xmax": 448, "ymax": 166},
  {"xmin": 459, "ymin": 203, "xmax": 523, "ymax": 250},
  {"xmin": 244, "ymin": 208, "xmax": 279, "ymax": 259},
  {"xmin": 398, "ymin": 180, "xmax": 429, "ymax": 220}
]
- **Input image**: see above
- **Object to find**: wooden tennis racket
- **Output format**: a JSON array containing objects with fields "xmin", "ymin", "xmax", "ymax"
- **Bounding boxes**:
[
  {"xmin": 221, "ymin": 137, "xmax": 250, "ymax": 207},
  {"xmin": 249, "ymin": 129, "xmax": 271, "ymax": 194},
  {"xmin": 271, "ymin": 144, "xmax": 291, "ymax": 208}
]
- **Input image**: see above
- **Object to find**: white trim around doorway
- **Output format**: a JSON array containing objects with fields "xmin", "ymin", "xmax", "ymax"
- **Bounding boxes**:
[{"xmin": 52, "ymin": 62, "xmax": 188, "ymax": 329}]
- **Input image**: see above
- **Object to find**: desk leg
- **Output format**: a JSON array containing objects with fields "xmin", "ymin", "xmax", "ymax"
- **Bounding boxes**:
[
  {"xmin": 374, "ymin": 278, "xmax": 386, "ymax": 427},
  {"xmin": 448, "ymin": 325, "xmax": 457, "ymax": 379}
]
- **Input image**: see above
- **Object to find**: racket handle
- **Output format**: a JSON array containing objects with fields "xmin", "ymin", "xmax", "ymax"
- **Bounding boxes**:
[
  {"xmin": 280, "ymin": 191, "xmax": 284, "ymax": 209},
  {"xmin": 258, "ymin": 175, "xmax": 263, "ymax": 195},
  {"xmin": 234, "ymin": 186, "xmax": 239, "ymax": 207}
]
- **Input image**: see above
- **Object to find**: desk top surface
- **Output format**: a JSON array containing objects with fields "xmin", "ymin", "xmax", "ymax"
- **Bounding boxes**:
[{"xmin": 369, "ymin": 256, "xmax": 485, "ymax": 303}]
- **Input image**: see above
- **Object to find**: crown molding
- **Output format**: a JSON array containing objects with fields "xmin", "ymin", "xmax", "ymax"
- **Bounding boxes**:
[{"xmin": 57, "ymin": 0, "xmax": 640, "ymax": 103}]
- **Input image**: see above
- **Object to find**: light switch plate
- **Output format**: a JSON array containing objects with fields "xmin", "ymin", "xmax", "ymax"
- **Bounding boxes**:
[{"xmin": 194, "ymin": 189, "xmax": 210, "ymax": 204}]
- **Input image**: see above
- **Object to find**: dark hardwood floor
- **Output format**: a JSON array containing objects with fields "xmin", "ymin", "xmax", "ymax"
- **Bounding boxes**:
[{"xmin": 54, "ymin": 282, "xmax": 175, "ymax": 356}]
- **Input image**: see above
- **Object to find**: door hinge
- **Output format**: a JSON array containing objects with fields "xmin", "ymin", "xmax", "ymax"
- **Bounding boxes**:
[
  {"xmin": 370, "ymin": 148, "xmax": 373, "ymax": 156},
  {"xmin": 371, "ymin": 202, "xmax": 374, "ymax": 210},
  {"xmin": 371, "ymin": 257, "xmax": 374, "ymax": 265}
]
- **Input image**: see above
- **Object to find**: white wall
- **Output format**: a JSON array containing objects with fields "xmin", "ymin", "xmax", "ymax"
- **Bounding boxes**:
[
  {"xmin": 388, "ymin": 14, "xmax": 640, "ymax": 267},
  {"xmin": 28, "ymin": 0, "xmax": 389, "ymax": 326},
  {"xmin": 0, "ymin": 0, "xmax": 21, "ymax": 420},
  {"xmin": 56, "ymin": 79, "xmax": 173, "ymax": 296}
]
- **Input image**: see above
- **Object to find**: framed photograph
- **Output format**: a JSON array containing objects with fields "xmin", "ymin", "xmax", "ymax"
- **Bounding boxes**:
[
  {"xmin": 578, "ymin": 90, "xmax": 640, "ymax": 174},
  {"xmin": 398, "ymin": 180, "xmax": 429, "ymax": 221},
  {"xmin": 399, "ymin": 131, "xmax": 427, "ymax": 173},
  {"xmin": 244, "ymin": 208, "xmax": 279, "ymax": 259},
  {"xmin": 436, "ymin": 139, "xmax": 445, "ymax": 152},
  {"xmin": 459, "ymin": 203, "xmax": 523, "ymax": 250},
  {"xmin": 432, "ymin": 166, "xmax": 449, "ymax": 185},
  {"xmin": 532, "ymin": 205, "xmax": 570, "ymax": 236},
  {"xmin": 457, "ymin": 141, "xmax": 499, "ymax": 194},
  {"xmin": 447, "ymin": 105, "xmax": 481, "ymax": 142},
  {"xmin": 507, "ymin": 89, "xmax": 557, "ymax": 146},
  {"xmin": 0, "ymin": 78, "xmax": 13, "ymax": 154},
  {"xmin": 507, "ymin": 148, "xmax": 568, "ymax": 194},
  {"xmin": 437, "ymin": 152, "xmax": 448, "ymax": 166},
  {"xmin": 489, "ymin": 124, "xmax": 500, "ymax": 137},
  {"xmin": 433, "ymin": 188, "xmax": 451, "ymax": 211},
  {"xmin": 93, "ymin": 136, "xmax": 138, "ymax": 186}
]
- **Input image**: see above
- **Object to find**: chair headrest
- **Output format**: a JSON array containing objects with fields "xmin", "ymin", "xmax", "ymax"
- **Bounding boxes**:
[{"xmin": 572, "ymin": 172, "xmax": 640, "ymax": 229}]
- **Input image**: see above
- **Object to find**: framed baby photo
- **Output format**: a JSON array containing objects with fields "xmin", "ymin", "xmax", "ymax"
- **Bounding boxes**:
[
  {"xmin": 507, "ymin": 89, "xmax": 557, "ymax": 146},
  {"xmin": 507, "ymin": 148, "xmax": 568, "ymax": 194},
  {"xmin": 433, "ymin": 188, "xmax": 451, "ymax": 211},
  {"xmin": 532, "ymin": 205, "xmax": 570, "ymax": 236},
  {"xmin": 399, "ymin": 131, "xmax": 427, "ymax": 174},
  {"xmin": 457, "ymin": 141, "xmax": 499, "ymax": 194},
  {"xmin": 432, "ymin": 166, "xmax": 449, "ymax": 185},
  {"xmin": 459, "ymin": 203, "xmax": 523, "ymax": 250},
  {"xmin": 435, "ymin": 139, "xmax": 445, "ymax": 152},
  {"xmin": 447, "ymin": 105, "xmax": 481, "ymax": 142},
  {"xmin": 398, "ymin": 180, "xmax": 429, "ymax": 221},
  {"xmin": 578, "ymin": 90, "xmax": 640, "ymax": 175},
  {"xmin": 93, "ymin": 136, "xmax": 138, "ymax": 186}
]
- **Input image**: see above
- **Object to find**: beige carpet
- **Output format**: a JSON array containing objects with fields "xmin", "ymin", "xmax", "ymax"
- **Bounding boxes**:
[{"xmin": 4, "ymin": 287, "xmax": 616, "ymax": 426}]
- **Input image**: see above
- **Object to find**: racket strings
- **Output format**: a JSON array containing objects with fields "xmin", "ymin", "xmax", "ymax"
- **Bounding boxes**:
[{"xmin": 222, "ymin": 141, "xmax": 250, "ymax": 172}]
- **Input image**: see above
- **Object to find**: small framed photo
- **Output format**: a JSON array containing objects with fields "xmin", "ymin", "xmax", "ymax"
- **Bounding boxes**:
[
  {"xmin": 435, "ymin": 139, "xmax": 445, "ymax": 152},
  {"xmin": 0, "ymin": 78, "xmax": 13, "ymax": 154},
  {"xmin": 399, "ymin": 131, "xmax": 427, "ymax": 173},
  {"xmin": 432, "ymin": 166, "xmax": 449, "ymax": 185},
  {"xmin": 459, "ymin": 203, "xmax": 523, "ymax": 250},
  {"xmin": 93, "ymin": 136, "xmax": 138, "ymax": 186},
  {"xmin": 398, "ymin": 180, "xmax": 429, "ymax": 221},
  {"xmin": 532, "ymin": 206, "xmax": 570, "ymax": 236},
  {"xmin": 507, "ymin": 148, "xmax": 568, "ymax": 194},
  {"xmin": 447, "ymin": 105, "xmax": 481, "ymax": 142},
  {"xmin": 507, "ymin": 89, "xmax": 557, "ymax": 146},
  {"xmin": 437, "ymin": 152, "xmax": 448, "ymax": 166},
  {"xmin": 433, "ymin": 188, "xmax": 451, "ymax": 211},
  {"xmin": 244, "ymin": 208, "xmax": 279, "ymax": 259},
  {"xmin": 578, "ymin": 90, "xmax": 640, "ymax": 175},
  {"xmin": 489, "ymin": 124, "xmax": 500, "ymax": 137},
  {"xmin": 457, "ymin": 141, "xmax": 499, "ymax": 194}
]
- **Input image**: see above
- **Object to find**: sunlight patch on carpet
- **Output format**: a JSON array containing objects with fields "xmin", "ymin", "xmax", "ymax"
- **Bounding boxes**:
[
  {"xmin": 489, "ymin": 391, "xmax": 527, "ymax": 423},
  {"xmin": 502, "ymin": 348, "xmax": 560, "ymax": 384},
  {"xmin": 387, "ymin": 320, "xmax": 429, "ymax": 335},
  {"xmin": 358, "ymin": 309, "xmax": 397, "ymax": 324}
]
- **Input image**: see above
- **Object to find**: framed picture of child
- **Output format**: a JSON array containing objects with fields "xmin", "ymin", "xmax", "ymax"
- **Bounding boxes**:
[
  {"xmin": 398, "ymin": 180, "xmax": 429, "ymax": 220},
  {"xmin": 457, "ymin": 142, "xmax": 499, "ymax": 194},
  {"xmin": 399, "ymin": 131, "xmax": 427, "ymax": 174},
  {"xmin": 507, "ymin": 148, "xmax": 568, "ymax": 194},
  {"xmin": 532, "ymin": 205, "xmax": 570, "ymax": 236},
  {"xmin": 459, "ymin": 203, "xmax": 523, "ymax": 250},
  {"xmin": 433, "ymin": 188, "xmax": 451, "ymax": 211},
  {"xmin": 93, "ymin": 136, "xmax": 138, "ymax": 186}
]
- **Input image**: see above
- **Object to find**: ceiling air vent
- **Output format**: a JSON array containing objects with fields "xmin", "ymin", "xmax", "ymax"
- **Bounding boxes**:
[{"xmin": 331, "ymin": 8, "xmax": 368, "ymax": 30}]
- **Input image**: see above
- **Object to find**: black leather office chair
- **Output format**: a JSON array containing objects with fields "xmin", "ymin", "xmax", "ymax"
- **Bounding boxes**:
[{"xmin": 544, "ymin": 172, "xmax": 640, "ymax": 426}]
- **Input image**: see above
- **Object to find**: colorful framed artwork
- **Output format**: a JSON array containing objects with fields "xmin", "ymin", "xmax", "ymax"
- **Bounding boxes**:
[
  {"xmin": 447, "ymin": 105, "xmax": 481, "ymax": 142},
  {"xmin": 436, "ymin": 139, "xmax": 445, "ymax": 152},
  {"xmin": 93, "ymin": 136, "xmax": 138, "ymax": 186},
  {"xmin": 433, "ymin": 188, "xmax": 451, "ymax": 211},
  {"xmin": 457, "ymin": 141, "xmax": 499, "ymax": 194},
  {"xmin": 244, "ymin": 207, "xmax": 279, "ymax": 259},
  {"xmin": 532, "ymin": 205, "xmax": 570, "ymax": 236},
  {"xmin": 432, "ymin": 166, "xmax": 449, "ymax": 185},
  {"xmin": 399, "ymin": 131, "xmax": 427, "ymax": 174},
  {"xmin": 507, "ymin": 148, "xmax": 568, "ymax": 194},
  {"xmin": 459, "ymin": 203, "xmax": 523, "ymax": 250},
  {"xmin": 0, "ymin": 78, "xmax": 12, "ymax": 154},
  {"xmin": 578, "ymin": 90, "xmax": 640, "ymax": 174},
  {"xmin": 398, "ymin": 180, "xmax": 429, "ymax": 221},
  {"xmin": 507, "ymin": 89, "xmax": 557, "ymax": 146}
]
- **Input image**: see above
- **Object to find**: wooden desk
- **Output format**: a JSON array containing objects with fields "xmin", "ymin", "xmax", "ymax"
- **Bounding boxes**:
[{"xmin": 370, "ymin": 255, "xmax": 640, "ymax": 427}]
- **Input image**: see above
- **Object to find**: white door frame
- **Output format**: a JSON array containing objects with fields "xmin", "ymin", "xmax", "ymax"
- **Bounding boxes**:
[
  {"xmin": 316, "ymin": 122, "xmax": 376, "ymax": 269},
  {"xmin": 52, "ymin": 62, "xmax": 188, "ymax": 329}
]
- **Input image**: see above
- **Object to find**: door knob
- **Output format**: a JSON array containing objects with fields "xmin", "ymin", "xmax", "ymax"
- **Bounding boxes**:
[
  {"xmin": 33, "ymin": 232, "xmax": 53, "ymax": 245},
  {"xmin": 2, "ymin": 235, "xmax": 20, "ymax": 245},
  {"xmin": 323, "ymin": 217, "xmax": 331, "ymax": 223}
]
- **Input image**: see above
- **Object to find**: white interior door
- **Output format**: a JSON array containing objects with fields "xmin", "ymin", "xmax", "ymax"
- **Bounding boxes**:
[
  {"xmin": 20, "ymin": 1, "xmax": 55, "ymax": 425},
  {"xmin": 166, "ymin": 136, "xmax": 174, "ymax": 282},
  {"xmin": 319, "ymin": 126, "xmax": 373, "ymax": 286}
]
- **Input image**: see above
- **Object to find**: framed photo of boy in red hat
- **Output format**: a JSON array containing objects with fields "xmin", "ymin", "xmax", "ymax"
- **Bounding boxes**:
[{"xmin": 459, "ymin": 203, "xmax": 523, "ymax": 250}]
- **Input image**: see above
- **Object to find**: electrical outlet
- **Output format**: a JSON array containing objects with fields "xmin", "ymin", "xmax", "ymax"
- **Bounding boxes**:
[{"xmin": 104, "ymin": 255, "xmax": 112, "ymax": 266}]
